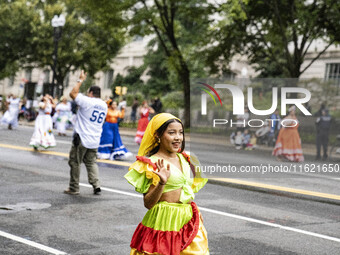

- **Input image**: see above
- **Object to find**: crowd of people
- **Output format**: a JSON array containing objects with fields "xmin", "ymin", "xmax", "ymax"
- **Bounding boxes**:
[{"xmin": 0, "ymin": 86, "xmax": 164, "ymax": 161}]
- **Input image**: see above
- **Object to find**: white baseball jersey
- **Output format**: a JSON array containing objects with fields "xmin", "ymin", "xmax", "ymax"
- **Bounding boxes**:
[{"xmin": 74, "ymin": 93, "xmax": 108, "ymax": 149}]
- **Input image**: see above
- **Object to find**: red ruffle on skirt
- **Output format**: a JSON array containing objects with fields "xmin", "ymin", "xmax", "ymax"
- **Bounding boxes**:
[{"xmin": 130, "ymin": 202, "xmax": 200, "ymax": 255}]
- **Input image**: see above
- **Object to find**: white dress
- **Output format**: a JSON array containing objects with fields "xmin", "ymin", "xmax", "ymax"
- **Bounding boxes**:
[
  {"xmin": 55, "ymin": 102, "xmax": 72, "ymax": 135},
  {"xmin": 1, "ymin": 97, "xmax": 20, "ymax": 128},
  {"xmin": 29, "ymin": 102, "xmax": 56, "ymax": 148}
]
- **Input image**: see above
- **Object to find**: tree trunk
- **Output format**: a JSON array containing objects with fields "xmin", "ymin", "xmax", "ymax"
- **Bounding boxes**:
[{"xmin": 177, "ymin": 59, "xmax": 191, "ymax": 129}]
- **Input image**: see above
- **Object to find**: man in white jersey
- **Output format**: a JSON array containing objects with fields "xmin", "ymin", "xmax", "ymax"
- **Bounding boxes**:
[{"xmin": 64, "ymin": 70, "xmax": 108, "ymax": 195}]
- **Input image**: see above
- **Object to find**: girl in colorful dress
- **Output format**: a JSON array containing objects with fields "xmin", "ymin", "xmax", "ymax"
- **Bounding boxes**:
[
  {"xmin": 134, "ymin": 101, "xmax": 155, "ymax": 144},
  {"xmin": 29, "ymin": 94, "xmax": 56, "ymax": 149},
  {"xmin": 1, "ymin": 94, "xmax": 20, "ymax": 130},
  {"xmin": 55, "ymin": 96, "xmax": 72, "ymax": 136},
  {"xmin": 97, "ymin": 100, "xmax": 132, "ymax": 160},
  {"xmin": 125, "ymin": 113, "xmax": 209, "ymax": 255},
  {"xmin": 272, "ymin": 106, "xmax": 304, "ymax": 162}
]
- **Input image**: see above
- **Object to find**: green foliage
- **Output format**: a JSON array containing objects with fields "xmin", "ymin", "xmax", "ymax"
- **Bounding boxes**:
[
  {"xmin": 207, "ymin": 0, "xmax": 340, "ymax": 78},
  {"xmin": 0, "ymin": 0, "xmax": 125, "ymax": 97},
  {"xmin": 112, "ymin": 66, "xmax": 146, "ymax": 97},
  {"xmin": 126, "ymin": 92, "xmax": 144, "ymax": 106},
  {"xmin": 162, "ymin": 91, "xmax": 185, "ymax": 109},
  {"xmin": 0, "ymin": 0, "xmax": 38, "ymax": 78},
  {"xmin": 79, "ymin": 76, "xmax": 94, "ymax": 93}
]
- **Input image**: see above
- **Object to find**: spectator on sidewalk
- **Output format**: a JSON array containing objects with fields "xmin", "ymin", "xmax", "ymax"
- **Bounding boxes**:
[
  {"xmin": 130, "ymin": 97, "xmax": 139, "ymax": 124},
  {"xmin": 117, "ymin": 97, "xmax": 127, "ymax": 126},
  {"xmin": 315, "ymin": 109, "xmax": 331, "ymax": 160}
]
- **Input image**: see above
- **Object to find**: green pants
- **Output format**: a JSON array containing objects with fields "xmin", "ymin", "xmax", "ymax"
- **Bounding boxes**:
[{"xmin": 68, "ymin": 142, "xmax": 100, "ymax": 192}]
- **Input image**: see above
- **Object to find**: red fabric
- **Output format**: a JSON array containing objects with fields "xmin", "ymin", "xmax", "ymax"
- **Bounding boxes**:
[
  {"xmin": 137, "ymin": 114, "xmax": 149, "ymax": 133},
  {"xmin": 136, "ymin": 156, "xmax": 158, "ymax": 170},
  {"xmin": 130, "ymin": 202, "xmax": 200, "ymax": 255}
]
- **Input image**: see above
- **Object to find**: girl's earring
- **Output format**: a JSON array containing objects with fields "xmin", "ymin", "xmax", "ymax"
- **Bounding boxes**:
[{"xmin": 157, "ymin": 138, "xmax": 161, "ymax": 143}]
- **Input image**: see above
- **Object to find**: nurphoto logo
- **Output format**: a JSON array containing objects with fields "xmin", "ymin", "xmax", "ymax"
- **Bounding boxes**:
[{"xmin": 199, "ymin": 83, "xmax": 312, "ymax": 128}]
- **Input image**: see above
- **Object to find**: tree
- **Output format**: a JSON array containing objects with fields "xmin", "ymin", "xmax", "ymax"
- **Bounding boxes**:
[
  {"xmin": 124, "ymin": 0, "xmax": 211, "ymax": 127},
  {"xmin": 29, "ymin": 0, "xmax": 125, "ymax": 97},
  {"xmin": 142, "ymin": 39, "xmax": 173, "ymax": 97},
  {"xmin": 0, "ymin": 0, "xmax": 38, "ymax": 79},
  {"xmin": 207, "ymin": 0, "xmax": 340, "ymax": 78}
]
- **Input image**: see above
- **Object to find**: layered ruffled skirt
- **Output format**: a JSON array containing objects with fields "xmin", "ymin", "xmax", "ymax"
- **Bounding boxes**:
[
  {"xmin": 130, "ymin": 201, "xmax": 209, "ymax": 255},
  {"xmin": 29, "ymin": 114, "xmax": 56, "ymax": 149},
  {"xmin": 135, "ymin": 117, "xmax": 149, "ymax": 144},
  {"xmin": 273, "ymin": 127, "xmax": 304, "ymax": 162},
  {"xmin": 98, "ymin": 122, "xmax": 132, "ymax": 160},
  {"xmin": 1, "ymin": 109, "xmax": 19, "ymax": 128}
]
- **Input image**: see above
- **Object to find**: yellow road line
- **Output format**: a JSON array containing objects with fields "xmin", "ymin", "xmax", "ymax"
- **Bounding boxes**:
[
  {"xmin": 0, "ymin": 143, "xmax": 131, "ymax": 167},
  {"xmin": 210, "ymin": 177, "xmax": 340, "ymax": 201},
  {"xmin": 2, "ymin": 143, "xmax": 340, "ymax": 201}
]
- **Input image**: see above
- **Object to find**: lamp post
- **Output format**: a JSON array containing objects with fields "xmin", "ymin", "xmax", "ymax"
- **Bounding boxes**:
[{"xmin": 51, "ymin": 14, "xmax": 65, "ymax": 98}]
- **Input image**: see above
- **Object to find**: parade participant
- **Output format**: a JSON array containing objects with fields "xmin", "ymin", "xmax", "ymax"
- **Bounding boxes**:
[
  {"xmin": 1, "ymin": 94, "xmax": 20, "ymax": 130},
  {"xmin": 97, "ymin": 100, "xmax": 132, "ymax": 160},
  {"xmin": 55, "ymin": 96, "xmax": 72, "ymax": 136},
  {"xmin": 134, "ymin": 100, "xmax": 154, "ymax": 144},
  {"xmin": 272, "ymin": 106, "xmax": 304, "ymax": 162},
  {"xmin": 125, "ymin": 113, "xmax": 209, "ymax": 255},
  {"xmin": 29, "ymin": 94, "xmax": 56, "ymax": 149},
  {"xmin": 315, "ymin": 109, "xmax": 331, "ymax": 160},
  {"xmin": 64, "ymin": 70, "xmax": 107, "ymax": 195}
]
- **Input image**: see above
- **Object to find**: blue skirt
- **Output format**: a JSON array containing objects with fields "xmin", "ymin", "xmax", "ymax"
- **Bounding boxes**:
[{"xmin": 98, "ymin": 122, "xmax": 132, "ymax": 160}]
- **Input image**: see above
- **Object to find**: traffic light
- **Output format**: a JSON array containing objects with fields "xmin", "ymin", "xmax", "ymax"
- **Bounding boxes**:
[
  {"xmin": 122, "ymin": 86, "xmax": 127, "ymax": 95},
  {"xmin": 115, "ymin": 86, "xmax": 122, "ymax": 96}
]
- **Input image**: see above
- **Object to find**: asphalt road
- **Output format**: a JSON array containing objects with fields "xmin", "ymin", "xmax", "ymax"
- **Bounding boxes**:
[{"xmin": 1, "ymin": 125, "xmax": 340, "ymax": 255}]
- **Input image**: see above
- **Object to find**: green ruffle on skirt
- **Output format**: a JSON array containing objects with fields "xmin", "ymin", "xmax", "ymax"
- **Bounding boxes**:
[{"xmin": 142, "ymin": 201, "xmax": 193, "ymax": 232}]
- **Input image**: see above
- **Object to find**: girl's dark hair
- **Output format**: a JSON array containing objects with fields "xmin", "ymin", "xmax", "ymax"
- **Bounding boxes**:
[{"xmin": 146, "ymin": 119, "xmax": 185, "ymax": 157}]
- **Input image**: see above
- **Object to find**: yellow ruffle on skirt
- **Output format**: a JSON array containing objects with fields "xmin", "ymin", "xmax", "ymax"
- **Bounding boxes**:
[{"xmin": 130, "ymin": 217, "xmax": 209, "ymax": 255}]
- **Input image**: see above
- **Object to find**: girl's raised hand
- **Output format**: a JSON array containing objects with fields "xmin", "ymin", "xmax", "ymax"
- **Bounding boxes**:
[{"xmin": 153, "ymin": 159, "xmax": 170, "ymax": 185}]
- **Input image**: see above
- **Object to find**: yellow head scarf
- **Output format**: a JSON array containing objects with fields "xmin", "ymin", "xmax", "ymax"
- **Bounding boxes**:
[{"xmin": 138, "ymin": 113, "xmax": 181, "ymax": 156}]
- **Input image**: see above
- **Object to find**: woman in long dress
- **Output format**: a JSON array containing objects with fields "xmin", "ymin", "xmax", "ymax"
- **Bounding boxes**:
[
  {"xmin": 29, "ymin": 94, "xmax": 56, "ymax": 149},
  {"xmin": 55, "ymin": 96, "xmax": 72, "ymax": 136},
  {"xmin": 97, "ymin": 100, "xmax": 132, "ymax": 160},
  {"xmin": 134, "ymin": 101, "xmax": 154, "ymax": 144},
  {"xmin": 272, "ymin": 106, "xmax": 304, "ymax": 162},
  {"xmin": 125, "ymin": 113, "xmax": 209, "ymax": 254},
  {"xmin": 1, "ymin": 94, "xmax": 20, "ymax": 130}
]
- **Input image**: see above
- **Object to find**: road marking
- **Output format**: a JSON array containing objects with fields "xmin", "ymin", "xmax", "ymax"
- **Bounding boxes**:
[
  {"xmin": 0, "ymin": 143, "xmax": 131, "ymax": 167},
  {"xmin": 79, "ymin": 183, "xmax": 340, "ymax": 243},
  {"xmin": 0, "ymin": 230, "xmax": 67, "ymax": 255},
  {"xmin": 1, "ymin": 143, "xmax": 340, "ymax": 199},
  {"xmin": 209, "ymin": 177, "xmax": 340, "ymax": 201}
]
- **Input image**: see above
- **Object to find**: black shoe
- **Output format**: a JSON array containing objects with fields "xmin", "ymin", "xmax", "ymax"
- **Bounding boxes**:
[
  {"xmin": 315, "ymin": 156, "xmax": 321, "ymax": 161},
  {"xmin": 94, "ymin": 187, "xmax": 101, "ymax": 195}
]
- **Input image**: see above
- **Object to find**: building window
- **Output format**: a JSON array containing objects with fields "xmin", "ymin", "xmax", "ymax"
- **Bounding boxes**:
[
  {"xmin": 104, "ymin": 69, "xmax": 114, "ymax": 89},
  {"xmin": 25, "ymin": 69, "xmax": 32, "ymax": 82},
  {"xmin": 64, "ymin": 72, "xmax": 70, "ymax": 88},
  {"xmin": 8, "ymin": 75, "xmax": 15, "ymax": 86},
  {"xmin": 325, "ymin": 63, "xmax": 340, "ymax": 94},
  {"xmin": 43, "ymin": 70, "xmax": 50, "ymax": 83}
]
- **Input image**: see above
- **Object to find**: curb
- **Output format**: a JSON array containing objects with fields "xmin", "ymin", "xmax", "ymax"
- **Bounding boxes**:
[{"xmin": 208, "ymin": 178, "xmax": 340, "ymax": 206}]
